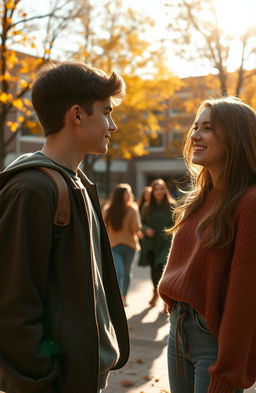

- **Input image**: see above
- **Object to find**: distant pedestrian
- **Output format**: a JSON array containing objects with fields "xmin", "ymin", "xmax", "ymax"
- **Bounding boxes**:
[
  {"xmin": 159, "ymin": 96, "xmax": 256, "ymax": 393},
  {"xmin": 138, "ymin": 178, "xmax": 176, "ymax": 311},
  {"xmin": 138, "ymin": 185, "xmax": 152, "ymax": 213},
  {"xmin": 103, "ymin": 183, "xmax": 141, "ymax": 306}
]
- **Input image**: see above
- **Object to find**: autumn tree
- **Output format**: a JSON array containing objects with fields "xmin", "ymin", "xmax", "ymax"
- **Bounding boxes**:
[
  {"xmin": 0, "ymin": 0, "xmax": 83, "ymax": 170},
  {"xmin": 72, "ymin": 0, "xmax": 181, "ymax": 193},
  {"xmin": 164, "ymin": 0, "xmax": 256, "ymax": 97}
]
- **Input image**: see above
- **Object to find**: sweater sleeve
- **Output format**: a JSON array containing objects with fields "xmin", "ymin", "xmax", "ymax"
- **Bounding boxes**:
[
  {"xmin": 208, "ymin": 192, "xmax": 256, "ymax": 393},
  {"xmin": 129, "ymin": 205, "xmax": 141, "ymax": 234},
  {"xmin": 0, "ymin": 183, "xmax": 60, "ymax": 392}
]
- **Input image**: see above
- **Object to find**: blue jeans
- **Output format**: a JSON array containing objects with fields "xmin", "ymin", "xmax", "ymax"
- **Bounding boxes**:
[
  {"xmin": 168, "ymin": 302, "xmax": 244, "ymax": 393},
  {"xmin": 111, "ymin": 244, "xmax": 136, "ymax": 296}
]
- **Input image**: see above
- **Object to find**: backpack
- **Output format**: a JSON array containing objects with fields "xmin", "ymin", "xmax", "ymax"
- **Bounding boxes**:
[{"xmin": 38, "ymin": 166, "xmax": 71, "ymax": 226}]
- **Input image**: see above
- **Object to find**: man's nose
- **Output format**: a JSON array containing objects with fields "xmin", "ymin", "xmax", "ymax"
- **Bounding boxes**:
[{"xmin": 109, "ymin": 118, "xmax": 117, "ymax": 132}]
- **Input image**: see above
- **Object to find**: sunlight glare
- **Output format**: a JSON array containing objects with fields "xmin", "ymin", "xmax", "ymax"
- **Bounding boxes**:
[{"xmin": 213, "ymin": 0, "xmax": 256, "ymax": 37}]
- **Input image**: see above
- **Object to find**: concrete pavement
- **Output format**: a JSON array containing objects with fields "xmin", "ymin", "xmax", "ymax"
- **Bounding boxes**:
[{"xmin": 105, "ymin": 264, "xmax": 170, "ymax": 393}]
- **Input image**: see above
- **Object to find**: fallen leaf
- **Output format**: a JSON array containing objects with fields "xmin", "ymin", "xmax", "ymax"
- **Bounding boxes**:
[{"xmin": 121, "ymin": 379, "xmax": 135, "ymax": 387}]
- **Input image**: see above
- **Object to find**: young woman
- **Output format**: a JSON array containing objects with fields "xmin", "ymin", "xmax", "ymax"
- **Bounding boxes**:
[
  {"xmin": 138, "ymin": 186, "xmax": 152, "ymax": 213},
  {"xmin": 159, "ymin": 96, "xmax": 256, "ymax": 393},
  {"xmin": 103, "ymin": 183, "xmax": 141, "ymax": 306},
  {"xmin": 139, "ymin": 179, "xmax": 176, "ymax": 310}
]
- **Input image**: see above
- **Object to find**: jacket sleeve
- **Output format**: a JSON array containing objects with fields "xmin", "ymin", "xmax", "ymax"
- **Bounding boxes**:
[
  {"xmin": 140, "ymin": 205, "xmax": 151, "ymax": 235},
  {"xmin": 0, "ymin": 182, "xmax": 60, "ymax": 393},
  {"xmin": 208, "ymin": 193, "xmax": 256, "ymax": 393}
]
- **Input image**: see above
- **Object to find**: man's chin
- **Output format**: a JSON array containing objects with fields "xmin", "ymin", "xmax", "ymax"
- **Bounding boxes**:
[{"xmin": 91, "ymin": 147, "xmax": 108, "ymax": 155}]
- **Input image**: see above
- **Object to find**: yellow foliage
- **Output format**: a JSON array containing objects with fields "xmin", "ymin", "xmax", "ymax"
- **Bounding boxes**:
[
  {"xmin": 0, "ymin": 73, "xmax": 13, "ymax": 81},
  {"xmin": 18, "ymin": 116, "xmax": 25, "ymax": 123},
  {"xmin": 0, "ymin": 92, "xmax": 13, "ymax": 103},
  {"xmin": 23, "ymin": 98, "xmax": 32, "ymax": 107},
  {"xmin": 18, "ymin": 79, "xmax": 30, "ymax": 89},
  {"xmin": 4, "ymin": 51, "xmax": 18, "ymax": 69},
  {"xmin": 6, "ymin": 121, "xmax": 19, "ymax": 132},
  {"xmin": 12, "ymin": 30, "xmax": 22, "ymax": 36},
  {"xmin": 132, "ymin": 142, "xmax": 149, "ymax": 156},
  {"xmin": 12, "ymin": 99, "xmax": 23, "ymax": 110},
  {"xmin": 6, "ymin": 1, "xmax": 16, "ymax": 10}
]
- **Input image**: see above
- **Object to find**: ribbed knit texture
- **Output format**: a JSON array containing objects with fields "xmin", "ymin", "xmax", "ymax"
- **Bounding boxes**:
[{"xmin": 158, "ymin": 187, "xmax": 256, "ymax": 393}]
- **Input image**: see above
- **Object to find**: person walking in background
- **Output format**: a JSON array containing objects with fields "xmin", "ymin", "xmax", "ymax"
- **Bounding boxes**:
[
  {"xmin": 103, "ymin": 183, "xmax": 141, "ymax": 307},
  {"xmin": 138, "ymin": 178, "xmax": 176, "ymax": 311},
  {"xmin": 159, "ymin": 96, "xmax": 256, "ymax": 393},
  {"xmin": 138, "ymin": 185, "xmax": 152, "ymax": 214}
]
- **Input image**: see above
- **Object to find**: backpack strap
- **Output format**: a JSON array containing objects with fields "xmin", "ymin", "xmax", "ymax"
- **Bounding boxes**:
[{"xmin": 37, "ymin": 166, "xmax": 71, "ymax": 226}]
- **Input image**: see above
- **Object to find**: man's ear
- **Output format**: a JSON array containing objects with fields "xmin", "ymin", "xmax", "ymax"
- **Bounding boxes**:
[{"xmin": 70, "ymin": 105, "xmax": 82, "ymax": 124}]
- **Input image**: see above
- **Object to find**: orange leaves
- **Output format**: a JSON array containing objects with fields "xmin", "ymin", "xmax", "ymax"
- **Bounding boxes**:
[
  {"xmin": 12, "ymin": 99, "xmax": 23, "ymax": 110},
  {"xmin": 0, "ymin": 92, "xmax": 12, "ymax": 103},
  {"xmin": 17, "ymin": 115, "xmax": 24, "ymax": 123},
  {"xmin": 5, "ymin": 1, "xmax": 16, "ymax": 11},
  {"xmin": 6, "ymin": 121, "xmax": 19, "ymax": 132}
]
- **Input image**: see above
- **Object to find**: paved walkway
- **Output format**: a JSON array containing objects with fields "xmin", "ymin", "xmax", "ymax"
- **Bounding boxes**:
[
  {"xmin": 105, "ymin": 264, "xmax": 170, "ymax": 393},
  {"xmin": 105, "ymin": 264, "xmax": 256, "ymax": 393}
]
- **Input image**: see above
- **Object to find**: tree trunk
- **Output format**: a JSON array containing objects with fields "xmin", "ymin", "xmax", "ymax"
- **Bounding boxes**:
[{"xmin": 0, "ymin": 121, "xmax": 6, "ymax": 171}]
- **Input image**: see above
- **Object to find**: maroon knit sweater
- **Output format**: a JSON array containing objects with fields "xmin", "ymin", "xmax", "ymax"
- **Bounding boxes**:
[{"xmin": 159, "ymin": 186, "xmax": 256, "ymax": 393}]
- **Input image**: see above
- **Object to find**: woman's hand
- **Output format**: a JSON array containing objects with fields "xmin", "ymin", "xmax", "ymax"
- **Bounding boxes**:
[{"xmin": 145, "ymin": 228, "xmax": 155, "ymax": 237}]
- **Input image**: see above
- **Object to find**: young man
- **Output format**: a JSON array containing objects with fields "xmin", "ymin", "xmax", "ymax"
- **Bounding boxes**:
[{"xmin": 0, "ymin": 62, "xmax": 129, "ymax": 393}]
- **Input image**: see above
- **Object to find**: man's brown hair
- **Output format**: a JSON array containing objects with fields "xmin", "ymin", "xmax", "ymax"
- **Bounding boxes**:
[{"xmin": 32, "ymin": 61, "xmax": 126, "ymax": 136}]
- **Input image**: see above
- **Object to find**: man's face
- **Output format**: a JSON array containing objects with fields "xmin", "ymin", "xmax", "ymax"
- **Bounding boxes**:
[{"xmin": 76, "ymin": 98, "xmax": 117, "ymax": 155}]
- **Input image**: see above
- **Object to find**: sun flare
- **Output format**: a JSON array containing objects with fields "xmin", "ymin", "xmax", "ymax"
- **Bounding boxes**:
[{"xmin": 213, "ymin": 0, "xmax": 256, "ymax": 37}]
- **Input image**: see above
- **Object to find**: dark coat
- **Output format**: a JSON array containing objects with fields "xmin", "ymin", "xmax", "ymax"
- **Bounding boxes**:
[
  {"xmin": 138, "ymin": 203, "xmax": 173, "ymax": 267},
  {"xmin": 0, "ymin": 152, "xmax": 129, "ymax": 393}
]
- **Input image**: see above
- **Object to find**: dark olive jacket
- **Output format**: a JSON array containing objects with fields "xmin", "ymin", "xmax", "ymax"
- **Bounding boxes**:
[
  {"xmin": 0, "ymin": 152, "xmax": 129, "ymax": 393},
  {"xmin": 138, "ymin": 203, "xmax": 173, "ymax": 267}
]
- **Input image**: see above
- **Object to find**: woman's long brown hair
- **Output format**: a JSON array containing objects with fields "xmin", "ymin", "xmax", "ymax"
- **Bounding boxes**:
[
  {"xmin": 169, "ymin": 96, "xmax": 256, "ymax": 248},
  {"xmin": 104, "ymin": 183, "xmax": 131, "ymax": 231}
]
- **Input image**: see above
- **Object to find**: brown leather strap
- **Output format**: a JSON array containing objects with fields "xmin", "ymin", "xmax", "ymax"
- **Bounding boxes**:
[{"xmin": 37, "ymin": 166, "xmax": 71, "ymax": 226}]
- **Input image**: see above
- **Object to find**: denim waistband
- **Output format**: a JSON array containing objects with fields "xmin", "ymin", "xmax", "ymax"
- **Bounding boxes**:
[
  {"xmin": 172, "ymin": 300, "xmax": 211, "ymax": 379},
  {"xmin": 173, "ymin": 301, "xmax": 190, "ymax": 378}
]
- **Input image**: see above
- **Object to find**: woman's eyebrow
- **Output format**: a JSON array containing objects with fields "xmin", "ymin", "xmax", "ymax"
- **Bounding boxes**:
[{"xmin": 194, "ymin": 121, "xmax": 211, "ymax": 126}]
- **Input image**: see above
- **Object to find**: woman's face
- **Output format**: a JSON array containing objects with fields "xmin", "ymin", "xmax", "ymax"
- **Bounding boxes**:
[
  {"xmin": 144, "ymin": 188, "xmax": 151, "ymax": 202},
  {"xmin": 191, "ymin": 106, "xmax": 227, "ymax": 186},
  {"xmin": 153, "ymin": 183, "xmax": 166, "ymax": 203}
]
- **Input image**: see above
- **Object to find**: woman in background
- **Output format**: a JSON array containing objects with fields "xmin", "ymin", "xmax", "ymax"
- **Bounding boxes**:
[
  {"xmin": 138, "ymin": 186, "xmax": 152, "ymax": 214},
  {"xmin": 139, "ymin": 178, "xmax": 176, "ymax": 310},
  {"xmin": 103, "ymin": 183, "xmax": 141, "ymax": 306}
]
